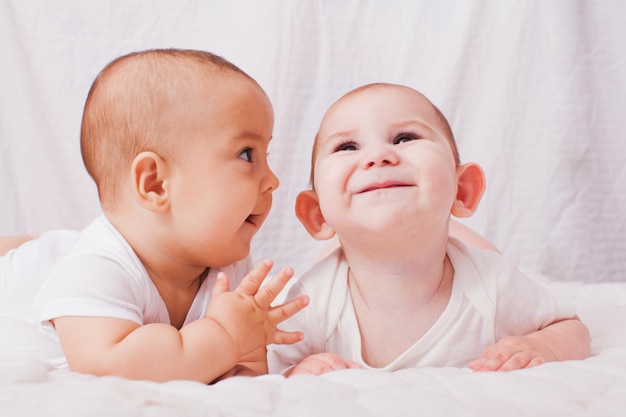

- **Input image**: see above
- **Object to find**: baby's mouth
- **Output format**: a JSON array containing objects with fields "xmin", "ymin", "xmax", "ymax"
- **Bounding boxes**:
[
  {"xmin": 245, "ymin": 213, "xmax": 263, "ymax": 227},
  {"xmin": 359, "ymin": 181, "xmax": 412, "ymax": 193}
]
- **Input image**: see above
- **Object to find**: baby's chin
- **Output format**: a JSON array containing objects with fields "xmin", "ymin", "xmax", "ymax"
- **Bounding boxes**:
[
  {"xmin": 210, "ymin": 246, "xmax": 251, "ymax": 268},
  {"xmin": 341, "ymin": 208, "xmax": 434, "ymax": 235}
]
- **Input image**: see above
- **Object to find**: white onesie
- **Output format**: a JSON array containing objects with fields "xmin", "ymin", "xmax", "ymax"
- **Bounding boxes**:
[
  {"xmin": 268, "ymin": 238, "xmax": 575, "ymax": 373},
  {"xmin": 1, "ymin": 215, "xmax": 251, "ymax": 368}
]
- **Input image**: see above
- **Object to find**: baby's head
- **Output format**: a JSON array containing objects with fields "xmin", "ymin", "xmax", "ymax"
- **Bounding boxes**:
[
  {"xmin": 296, "ymin": 83, "xmax": 484, "ymax": 242},
  {"xmin": 308, "ymin": 83, "xmax": 460, "ymax": 189},
  {"xmin": 80, "ymin": 48, "xmax": 267, "ymax": 209},
  {"xmin": 80, "ymin": 49, "xmax": 278, "ymax": 266}
]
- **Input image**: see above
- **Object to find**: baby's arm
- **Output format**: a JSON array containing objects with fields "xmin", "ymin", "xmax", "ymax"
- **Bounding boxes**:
[
  {"xmin": 0, "ymin": 234, "xmax": 37, "ymax": 256},
  {"xmin": 468, "ymin": 316, "xmax": 591, "ymax": 372},
  {"xmin": 53, "ymin": 260, "xmax": 309, "ymax": 383},
  {"xmin": 211, "ymin": 346, "xmax": 268, "ymax": 382}
]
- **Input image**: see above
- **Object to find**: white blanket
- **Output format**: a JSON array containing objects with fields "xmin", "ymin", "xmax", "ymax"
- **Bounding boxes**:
[{"xmin": 2, "ymin": 281, "xmax": 626, "ymax": 416}]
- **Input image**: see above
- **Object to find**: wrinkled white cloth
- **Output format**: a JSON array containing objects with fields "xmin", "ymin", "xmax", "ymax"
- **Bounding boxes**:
[{"xmin": 1, "ymin": 1, "xmax": 625, "ymax": 284}]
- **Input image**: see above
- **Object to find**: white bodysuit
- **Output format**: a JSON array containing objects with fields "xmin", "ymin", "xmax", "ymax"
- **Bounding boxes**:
[
  {"xmin": 1, "ymin": 216, "xmax": 251, "ymax": 368},
  {"xmin": 268, "ymin": 238, "xmax": 575, "ymax": 373}
]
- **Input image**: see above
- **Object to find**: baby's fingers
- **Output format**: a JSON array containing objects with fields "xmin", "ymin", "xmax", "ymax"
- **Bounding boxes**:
[
  {"xmin": 501, "ymin": 355, "xmax": 528, "ymax": 371},
  {"xmin": 290, "ymin": 353, "xmax": 357, "ymax": 376},
  {"xmin": 270, "ymin": 329, "xmax": 305, "ymax": 345},
  {"xmin": 255, "ymin": 266, "xmax": 295, "ymax": 307},
  {"xmin": 269, "ymin": 295, "xmax": 309, "ymax": 325},
  {"xmin": 211, "ymin": 272, "xmax": 230, "ymax": 298},
  {"xmin": 236, "ymin": 259, "xmax": 274, "ymax": 296},
  {"xmin": 469, "ymin": 350, "xmax": 533, "ymax": 372},
  {"xmin": 469, "ymin": 348, "xmax": 512, "ymax": 371}
]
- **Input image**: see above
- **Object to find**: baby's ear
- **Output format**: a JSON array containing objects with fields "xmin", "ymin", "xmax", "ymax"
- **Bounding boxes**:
[
  {"xmin": 132, "ymin": 151, "xmax": 170, "ymax": 212},
  {"xmin": 451, "ymin": 162, "xmax": 485, "ymax": 218},
  {"xmin": 295, "ymin": 190, "xmax": 336, "ymax": 240}
]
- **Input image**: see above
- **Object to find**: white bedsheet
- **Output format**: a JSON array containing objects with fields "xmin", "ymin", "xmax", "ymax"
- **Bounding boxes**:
[{"xmin": 2, "ymin": 281, "xmax": 626, "ymax": 417}]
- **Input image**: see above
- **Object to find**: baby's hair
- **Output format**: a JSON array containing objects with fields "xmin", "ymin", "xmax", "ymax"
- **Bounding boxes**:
[
  {"xmin": 308, "ymin": 83, "xmax": 460, "ymax": 188},
  {"xmin": 80, "ymin": 48, "xmax": 259, "ymax": 208}
]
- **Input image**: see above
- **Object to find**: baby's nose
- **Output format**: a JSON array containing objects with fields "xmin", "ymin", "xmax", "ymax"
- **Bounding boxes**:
[
  {"xmin": 263, "ymin": 167, "xmax": 279, "ymax": 192},
  {"xmin": 362, "ymin": 145, "xmax": 399, "ymax": 168}
]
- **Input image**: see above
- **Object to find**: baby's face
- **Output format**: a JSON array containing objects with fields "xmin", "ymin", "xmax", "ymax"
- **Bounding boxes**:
[
  {"xmin": 166, "ymin": 76, "xmax": 278, "ymax": 267},
  {"xmin": 313, "ymin": 85, "xmax": 459, "ymax": 236}
]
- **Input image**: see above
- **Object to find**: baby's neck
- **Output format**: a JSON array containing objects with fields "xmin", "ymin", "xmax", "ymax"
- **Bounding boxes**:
[
  {"xmin": 340, "ymin": 234, "xmax": 450, "ymax": 308},
  {"xmin": 341, "ymin": 238, "xmax": 454, "ymax": 368},
  {"xmin": 105, "ymin": 210, "xmax": 208, "ymax": 328}
]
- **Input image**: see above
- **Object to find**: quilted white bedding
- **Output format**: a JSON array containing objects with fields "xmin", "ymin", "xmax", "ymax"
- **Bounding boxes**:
[{"xmin": 2, "ymin": 280, "xmax": 626, "ymax": 417}]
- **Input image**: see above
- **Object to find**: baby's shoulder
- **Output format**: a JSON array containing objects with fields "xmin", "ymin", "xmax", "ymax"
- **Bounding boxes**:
[
  {"xmin": 448, "ymin": 237, "xmax": 513, "ymax": 283},
  {"xmin": 290, "ymin": 247, "xmax": 349, "ymax": 307},
  {"xmin": 296, "ymin": 247, "xmax": 346, "ymax": 283}
]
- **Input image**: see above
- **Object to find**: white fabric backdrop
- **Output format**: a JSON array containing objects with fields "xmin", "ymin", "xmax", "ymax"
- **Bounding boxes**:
[{"xmin": 1, "ymin": 0, "xmax": 625, "ymax": 283}]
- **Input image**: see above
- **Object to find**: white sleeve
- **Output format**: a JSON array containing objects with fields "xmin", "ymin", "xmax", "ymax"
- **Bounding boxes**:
[
  {"xmin": 0, "ymin": 229, "xmax": 78, "ymax": 320},
  {"xmin": 492, "ymin": 256, "xmax": 578, "ymax": 339},
  {"xmin": 36, "ymin": 253, "xmax": 148, "ymax": 326}
]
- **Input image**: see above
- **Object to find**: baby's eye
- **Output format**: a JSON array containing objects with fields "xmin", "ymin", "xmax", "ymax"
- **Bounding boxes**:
[
  {"xmin": 334, "ymin": 141, "xmax": 358, "ymax": 152},
  {"xmin": 239, "ymin": 148, "xmax": 253, "ymax": 162},
  {"xmin": 394, "ymin": 132, "xmax": 420, "ymax": 144}
]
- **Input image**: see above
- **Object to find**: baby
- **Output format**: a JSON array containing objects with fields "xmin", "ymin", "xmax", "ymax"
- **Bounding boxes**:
[
  {"xmin": 5, "ymin": 48, "xmax": 309, "ymax": 383},
  {"xmin": 268, "ymin": 83, "xmax": 591, "ymax": 375}
]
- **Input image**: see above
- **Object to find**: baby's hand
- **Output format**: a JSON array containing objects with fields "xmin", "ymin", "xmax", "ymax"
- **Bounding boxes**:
[
  {"xmin": 206, "ymin": 259, "xmax": 309, "ymax": 357},
  {"xmin": 468, "ymin": 335, "xmax": 558, "ymax": 372},
  {"xmin": 287, "ymin": 353, "xmax": 362, "ymax": 376}
]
